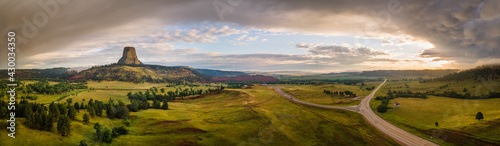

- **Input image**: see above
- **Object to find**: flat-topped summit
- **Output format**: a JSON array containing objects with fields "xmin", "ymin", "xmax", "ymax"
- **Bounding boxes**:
[{"xmin": 117, "ymin": 47, "xmax": 142, "ymax": 65}]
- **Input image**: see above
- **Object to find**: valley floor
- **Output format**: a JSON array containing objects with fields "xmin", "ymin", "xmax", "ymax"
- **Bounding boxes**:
[{"xmin": 0, "ymin": 84, "xmax": 398, "ymax": 145}]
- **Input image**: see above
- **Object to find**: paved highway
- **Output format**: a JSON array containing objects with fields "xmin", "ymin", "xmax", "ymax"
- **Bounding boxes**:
[{"xmin": 272, "ymin": 80, "xmax": 438, "ymax": 146}]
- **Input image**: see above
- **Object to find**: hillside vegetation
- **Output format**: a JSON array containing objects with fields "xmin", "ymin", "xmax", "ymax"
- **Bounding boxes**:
[
  {"xmin": 430, "ymin": 64, "xmax": 500, "ymax": 82},
  {"xmin": 193, "ymin": 69, "xmax": 248, "ymax": 77},
  {"xmin": 358, "ymin": 69, "xmax": 458, "ymax": 78},
  {"xmin": 0, "ymin": 67, "xmax": 72, "ymax": 80},
  {"xmin": 70, "ymin": 64, "xmax": 205, "ymax": 83}
]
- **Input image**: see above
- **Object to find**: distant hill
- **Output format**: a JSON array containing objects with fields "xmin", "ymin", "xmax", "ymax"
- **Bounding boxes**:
[
  {"xmin": 69, "ymin": 64, "xmax": 206, "ymax": 83},
  {"xmin": 432, "ymin": 64, "xmax": 500, "ymax": 81},
  {"xmin": 322, "ymin": 72, "xmax": 360, "ymax": 76},
  {"xmin": 358, "ymin": 69, "xmax": 458, "ymax": 78},
  {"xmin": 210, "ymin": 75, "xmax": 278, "ymax": 83},
  {"xmin": 0, "ymin": 67, "xmax": 73, "ymax": 80},
  {"xmin": 193, "ymin": 69, "xmax": 248, "ymax": 77}
]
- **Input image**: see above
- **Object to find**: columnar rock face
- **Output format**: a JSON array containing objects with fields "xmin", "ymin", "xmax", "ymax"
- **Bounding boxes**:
[{"xmin": 117, "ymin": 47, "xmax": 143, "ymax": 65}]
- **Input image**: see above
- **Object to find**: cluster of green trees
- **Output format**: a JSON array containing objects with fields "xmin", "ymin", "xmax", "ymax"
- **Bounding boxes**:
[
  {"xmin": 24, "ymin": 80, "xmax": 87, "ymax": 94},
  {"xmin": 127, "ymin": 85, "xmax": 224, "ymax": 112},
  {"xmin": 21, "ymin": 94, "xmax": 39, "ymax": 100},
  {"xmin": 277, "ymin": 79, "xmax": 371, "ymax": 85},
  {"xmin": 0, "ymin": 100, "xmax": 10, "ymax": 119},
  {"xmin": 105, "ymin": 99, "xmax": 129, "ymax": 119},
  {"xmin": 374, "ymin": 96, "xmax": 393, "ymax": 113},
  {"xmin": 0, "ymin": 99, "xmax": 76, "ymax": 136},
  {"xmin": 432, "ymin": 91, "xmax": 500, "ymax": 99},
  {"xmin": 128, "ymin": 85, "xmax": 224, "ymax": 102},
  {"xmin": 386, "ymin": 90, "xmax": 428, "ymax": 99},
  {"xmin": 362, "ymin": 85, "xmax": 376, "ymax": 91},
  {"xmin": 323, "ymin": 89, "xmax": 355, "ymax": 97},
  {"xmin": 391, "ymin": 83, "xmax": 410, "ymax": 89},
  {"xmin": 86, "ymin": 99, "xmax": 105, "ymax": 118},
  {"xmin": 226, "ymin": 82, "xmax": 250, "ymax": 88},
  {"xmin": 93, "ymin": 122, "xmax": 128, "ymax": 143},
  {"xmin": 439, "ymin": 84, "xmax": 449, "ymax": 89}
]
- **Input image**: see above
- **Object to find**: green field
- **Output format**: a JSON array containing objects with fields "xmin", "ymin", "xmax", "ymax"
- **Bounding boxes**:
[
  {"xmin": 277, "ymin": 82, "xmax": 379, "ymax": 106},
  {"xmin": 4, "ymin": 88, "xmax": 86, "ymax": 104},
  {"xmin": 371, "ymin": 80, "xmax": 500, "ymax": 145},
  {"xmin": 6, "ymin": 81, "xmax": 219, "ymax": 105},
  {"xmin": 375, "ymin": 79, "xmax": 500, "ymax": 97},
  {"xmin": 1, "ymin": 84, "xmax": 398, "ymax": 145}
]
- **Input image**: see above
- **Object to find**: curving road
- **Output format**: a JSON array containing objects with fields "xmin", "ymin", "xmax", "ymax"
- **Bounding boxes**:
[{"xmin": 272, "ymin": 80, "xmax": 438, "ymax": 146}]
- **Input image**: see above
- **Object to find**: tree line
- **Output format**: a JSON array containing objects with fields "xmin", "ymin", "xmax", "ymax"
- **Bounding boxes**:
[
  {"xmin": 24, "ymin": 80, "xmax": 88, "ymax": 94},
  {"xmin": 0, "ymin": 99, "xmax": 76, "ymax": 136},
  {"xmin": 126, "ymin": 85, "xmax": 224, "ymax": 112},
  {"xmin": 323, "ymin": 89, "xmax": 355, "ymax": 97}
]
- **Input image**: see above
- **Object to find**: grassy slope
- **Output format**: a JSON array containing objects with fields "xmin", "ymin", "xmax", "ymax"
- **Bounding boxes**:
[
  {"xmin": 371, "ymin": 80, "xmax": 500, "ymax": 145},
  {"xmin": 277, "ymin": 82, "xmax": 378, "ymax": 106},
  {"xmin": 1, "ymin": 84, "xmax": 398, "ymax": 146},
  {"xmin": 61, "ymin": 81, "xmax": 219, "ymax": 105},
  {"xmin": 75, "ymin": 65, "xmax": 201, "ymax": 82}
]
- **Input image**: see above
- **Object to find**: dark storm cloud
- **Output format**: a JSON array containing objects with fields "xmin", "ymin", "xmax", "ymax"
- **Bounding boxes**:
[{"xmin": 1, "ymin": 0, "xmax": 499, "ymax": 68}]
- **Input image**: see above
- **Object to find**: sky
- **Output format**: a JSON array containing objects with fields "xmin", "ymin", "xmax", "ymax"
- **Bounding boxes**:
[{"xmin": 1, "ymin": 0, "xmax": 500, "ymax": 73}]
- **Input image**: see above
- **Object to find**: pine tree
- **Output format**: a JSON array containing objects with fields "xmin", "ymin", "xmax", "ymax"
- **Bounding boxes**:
[
  {"xmin": 476, "ymin": 112, "xmax": 484, "ymax": 121},
  {"xmin": 162, "ymin": 100, "xmax": 169, "ymax": 110},
  {"xmin": 153, "ymin": 100, "xmax": 161, "ymax": 109},
  {"xmin": 102, "ymin": 128, "xmax": 113, "ymax": 143},
  {"xmin": 89, "ymin": 107, "xmax": 95, "ymax": 118},
  {"xmin": 94, "ymin": 122, "xmax": 103, "ymax": 142},
  {"xmin": 39, "ymin": 111, "xmax": 46, "ymax": 130},
  {"xmin": 57, "ymin": 115, "xmax": 71, "ymax": 136},
  {"xmin": 26, "ymin": 112, "xmax": 35, "ymax": 128},
  {"xmin": 49, "ymin": 103, "xmax": 60, "ymax": 122},
  {"xmin": 95, "ymin": 103, "xmax": 103, "ymax": 116},
  {"xmin": 74, "ymin": 102, "xmax": 80, "ymax": 110},
  {"xmin": 68, "ymin": 106, "xmax": 77, "ymax": 120},
  {"xmin": 83, "ymin": 114, "xmax": 90, "ymax": 125},
  {"xmin": 106, "ymin": 104, "xmax": 116, "ymax": 119},
  {"xmin": 58, "ymin": 104, "xmax": 67, "ymax": 115},
  {"xmin": 45, "ymin": 112, "xmax": 54, "ymax": 131},
  {"xmin": 24, "ymin": 104, "xmax": 33, "ymax": 119}
]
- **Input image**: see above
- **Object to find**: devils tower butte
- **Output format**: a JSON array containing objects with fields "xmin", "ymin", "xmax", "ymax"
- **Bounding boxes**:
[{"xmin": 117, "ymin": 47, "xmax": 143, "ymax": 65}]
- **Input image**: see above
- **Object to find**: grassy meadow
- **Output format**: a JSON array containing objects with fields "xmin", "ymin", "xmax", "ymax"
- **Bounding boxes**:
[
  {"xmin": 277, "ymin": 82, "xmax": 379, "ymax": 106},
  {"xmin": 0, "ymin": 83, "xmax": 398, "ymax": 145}
]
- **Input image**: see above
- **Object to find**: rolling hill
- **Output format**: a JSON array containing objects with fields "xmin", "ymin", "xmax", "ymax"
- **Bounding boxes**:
[
  {"xmin": 432, "ymin": 64, "xmax": 500, "ymax": 81},
  {"xmin": 69, "ymin": 64, "xmax": 206, "ymax": 83}
]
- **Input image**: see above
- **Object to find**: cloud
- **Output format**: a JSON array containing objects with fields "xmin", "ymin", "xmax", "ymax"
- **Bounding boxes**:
[
  {"xmin": 246, "ymin": 36, "xmax": 259, "ymax": 41},
  {"xmin": 147, "ymin": 24, "xmax": 243, "ymax": 43},
  {"xmin": 295, "ymin": 43, "xmax": 389, "ymax": 57},
  {"xmin": 382, "ymin": 39, "xmax": 394, "ymax": 46},
  {"xmin": 1, "ymin": 0, "xmax": 499, "ymax": 69},
  {"xmin": 236, "ymin": 35, "xmax": 247, "ymax": 41}
]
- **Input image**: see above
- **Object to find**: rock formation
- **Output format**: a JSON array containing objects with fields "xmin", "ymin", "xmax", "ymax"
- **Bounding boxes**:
[{"xmin": 117, "ymin": 47, "xmax": 143, "ymax": 65}]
